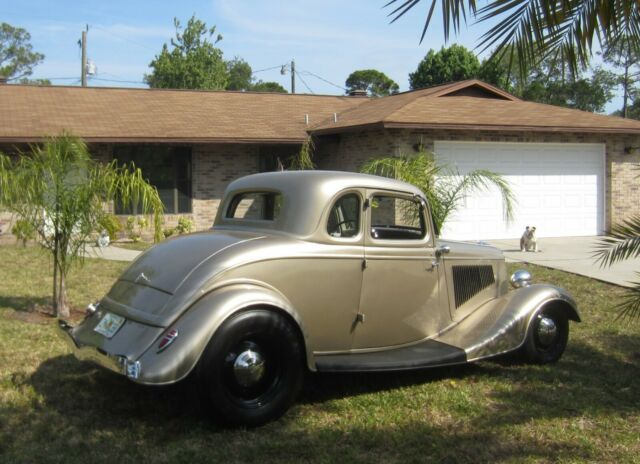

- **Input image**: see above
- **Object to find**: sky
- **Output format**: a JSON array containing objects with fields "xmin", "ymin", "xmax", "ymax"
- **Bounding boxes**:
[{"xmin": 4, "ymin": 0, "xmax": 623, "ymax": 112}]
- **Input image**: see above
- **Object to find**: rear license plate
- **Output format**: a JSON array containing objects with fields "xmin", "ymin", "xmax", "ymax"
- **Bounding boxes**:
[{"xmin": 94, "ymin": 312, "xmax": 125, "ymax": 338}]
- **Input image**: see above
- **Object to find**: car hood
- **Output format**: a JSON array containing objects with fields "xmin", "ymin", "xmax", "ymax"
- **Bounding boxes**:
[{"xmin": 119, "ymin": 230, "xmax": 265, "ymax": 294}]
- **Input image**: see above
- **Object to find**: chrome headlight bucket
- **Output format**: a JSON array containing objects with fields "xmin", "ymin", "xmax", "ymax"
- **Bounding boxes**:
[{"xmin": 510, "ymin": 269, "xmax": 532, "ymax": 288}]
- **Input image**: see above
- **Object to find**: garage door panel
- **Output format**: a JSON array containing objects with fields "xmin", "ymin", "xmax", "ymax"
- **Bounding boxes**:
[{"xmin": 435, "ymin": 142, "xmax": 604, "ymax": 240}]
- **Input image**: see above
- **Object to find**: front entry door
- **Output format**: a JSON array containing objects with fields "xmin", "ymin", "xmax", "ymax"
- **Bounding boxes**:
[{"xmin": 352, "ymin": 191, "xmax": 444, "ymax": 349}]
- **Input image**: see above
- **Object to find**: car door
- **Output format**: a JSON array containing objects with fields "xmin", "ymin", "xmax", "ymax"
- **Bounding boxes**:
[{"xmin": 352, "ymin": 190, "xmax": 447, "ymax": 349}]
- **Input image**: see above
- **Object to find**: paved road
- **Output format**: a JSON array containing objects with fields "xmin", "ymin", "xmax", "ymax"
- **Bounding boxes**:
[{"xmin": 486, "ymin": 236, "xmax": 640, "ymax": 288}]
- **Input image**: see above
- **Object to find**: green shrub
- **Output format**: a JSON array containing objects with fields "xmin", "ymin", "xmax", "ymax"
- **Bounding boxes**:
[
  {"xmin": 12, "ymin": 219, "xmax": 35, "ymax": 247},
  {"xmin": 175, "ymin": 217, "xmax": 194, "ymax": 235},
  {"xmin": 163, "ymin": 227, "xmax": 175, "ymax": 239},
  {"xmin": 125, "ymin": 216, "xmax": 140, "ymax": 242},
  {"xmin": 98, "ymin": 214, "xmax": 122, "ymax": 241}
]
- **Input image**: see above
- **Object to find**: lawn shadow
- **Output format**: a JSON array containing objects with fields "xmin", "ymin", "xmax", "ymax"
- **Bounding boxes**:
[
  {"xmin": 17, "ymin": 335, "xmax": 639, "ymax": 463},
  {"xmin": 0, "ymin": 295, "xmax": 50, "ymax": 313}
]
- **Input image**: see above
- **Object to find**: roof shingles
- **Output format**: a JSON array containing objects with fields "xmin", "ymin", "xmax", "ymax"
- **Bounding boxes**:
[{"xmin": 1, "ymin": 80, "xmax": 639, "ymax": 143}]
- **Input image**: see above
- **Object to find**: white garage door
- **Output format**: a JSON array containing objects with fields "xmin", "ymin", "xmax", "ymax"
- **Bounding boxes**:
[{"xmin": 434, "ymin": 141, "xmax": 605, "ymax": 240}]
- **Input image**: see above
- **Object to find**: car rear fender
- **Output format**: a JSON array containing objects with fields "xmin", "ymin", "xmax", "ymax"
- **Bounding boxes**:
[{"xmin": 135, "ymin": 282, "xmax": 315, "ymax": 385}]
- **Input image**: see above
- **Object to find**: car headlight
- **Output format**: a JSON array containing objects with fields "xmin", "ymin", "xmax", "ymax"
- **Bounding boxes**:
[{"xmin": 510, "ymin": 269, "xmax": 532, "ymax": 288}]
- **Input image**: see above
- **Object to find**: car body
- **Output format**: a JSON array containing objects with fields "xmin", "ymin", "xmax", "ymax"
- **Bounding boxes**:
[{"xmin": 59, "ymin": 170, "xmax": 580, "ymax": 426}]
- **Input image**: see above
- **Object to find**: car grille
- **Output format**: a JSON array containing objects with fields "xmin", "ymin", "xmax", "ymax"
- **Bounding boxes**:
[{"xmin": 452, "ymin": 265, "xmax": 495, "ymax": 308}]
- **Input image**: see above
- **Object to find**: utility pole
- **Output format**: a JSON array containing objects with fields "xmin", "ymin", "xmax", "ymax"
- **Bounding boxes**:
[
  {"xmin": 80, "ymin": 26, "xmax": 88, "ymax": 87},
  {"xmin": 290, "ymin": 60, "xmax": 295, "ymax": 94}
]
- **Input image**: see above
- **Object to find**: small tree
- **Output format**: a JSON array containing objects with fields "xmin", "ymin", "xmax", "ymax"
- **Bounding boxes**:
[
  {"xmin": 226, "ymin": 57, "xmax": 253, "ymax": 91},
  {"xmin": 345, "ymin": 69, "xmax": 399, "ymax": 96},
  {"xmin": 0, "ymin": 22, "xmax": 44, "ymax": 80},
  {"xmin": 0, "ymin": 134, "xmax": 164, "ymax": 318},
  {"xmin": 361, "ymin": 151, "xmax": 514, "ymax": 233}
]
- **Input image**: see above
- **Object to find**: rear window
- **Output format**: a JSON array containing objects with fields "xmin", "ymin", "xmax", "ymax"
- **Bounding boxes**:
[{"xmin": 226, "ymin": 192, "xmax": 282, "ymax": 221}]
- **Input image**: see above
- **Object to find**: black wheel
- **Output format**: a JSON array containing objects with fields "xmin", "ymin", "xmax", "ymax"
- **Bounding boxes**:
[
  {"xmin": 523, "ymin": 307, "xmax": 569, "ymax": 364},
  {"xmin": 197, "ymin": 309, "xmax": 304, "ymax": 427}
]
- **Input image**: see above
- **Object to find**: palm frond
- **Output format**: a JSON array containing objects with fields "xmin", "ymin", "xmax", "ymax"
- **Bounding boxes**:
[
  {"xmin": 615, "ymin": 275, "xmax": 640, "ymax": 321},
  {"xmin": 593, "ymin": 215, "xmax": 640, "ymax": 267},
  {"xmin": 385, "ymin": 0, "xmax": 640, "ymax": 77}
]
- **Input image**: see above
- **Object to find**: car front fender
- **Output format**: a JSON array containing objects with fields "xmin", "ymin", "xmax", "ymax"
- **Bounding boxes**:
[
  {"xmin": 135, "ymin": 282, "xmax": 315, "ymax": 385},
  {"xmin": 443, "ymin": 283, "xmax": 580, "ymax": 363}
]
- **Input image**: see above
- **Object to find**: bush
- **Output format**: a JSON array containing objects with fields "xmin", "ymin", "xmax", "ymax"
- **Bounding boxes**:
[
  {"xmin": 163, "ymin": 227, "xmax": 175, "ymax": 239},
  {"xmin": 175, "ymin": 217, "xmax": 193, "ymax": 235},
  {"xmin": 98, "ymin": 214, "xmax": 122, "ymax": 241},
  {"xmin": 125, "ymin": 216, "xmax": 140, "ymax": 242},
  {"xmin": 12, "ymin": 219, "xmax": 35, "ymax": 247}
]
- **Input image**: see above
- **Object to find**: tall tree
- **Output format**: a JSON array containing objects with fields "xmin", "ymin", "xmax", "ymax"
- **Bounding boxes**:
[
  {"xmin": 601, "ymin": 36, "xmax": 640, "ymax": 118},
  {"xmin": 385, "ymin": 0, "xmax": 640, "ymax": 76},
  {"xmin": 0, "ymin": 134, "xmax": 164, "ymax": 318},
  {"xmin": 226, "ymin": 57, "xmax": 253, "ymax": 91},
  {"xmin": 345, "ymin": 69, "xmax": 399, "ymax": 96},
  {"xmin": 0, "ymin": 23, "xmax": 44, "ymax": 80},
  {"xmin": 409, "ymin": 45, "xmax": 480, "ymax": 89},
  {"xmin": 145, "ymin": 16, "xmax": 228, "ymax": 90}
]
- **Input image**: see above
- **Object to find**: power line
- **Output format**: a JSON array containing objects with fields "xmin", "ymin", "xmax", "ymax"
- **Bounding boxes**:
[
  {"xmin": 91, "ymin": 77, "xmax": 146, "ymax": 85},
  {"xmin": 252, "ymin": 64, "xmax": 285, "ymax": 74},
  {"xmin": 299, "ymin": 70, "xmax": 346, "ymax": 91},
  {"xmin": 294, "ymin": 70, "xmax": 314, "ymax": 94}
]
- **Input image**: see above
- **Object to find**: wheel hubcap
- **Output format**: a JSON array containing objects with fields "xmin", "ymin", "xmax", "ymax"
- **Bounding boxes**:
[
  {"xmin": 233, "ymin": 348, "xmax": 266, "ymax": 387},
  {"xmin": 536, "ymin": 315, "xmax": 557, "ymax": 347}
]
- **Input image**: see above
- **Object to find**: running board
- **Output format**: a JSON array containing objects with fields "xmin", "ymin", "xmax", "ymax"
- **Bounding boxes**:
[{"xmin": 315, "ymin": 339, "xmax": 467, "ymax": 373}]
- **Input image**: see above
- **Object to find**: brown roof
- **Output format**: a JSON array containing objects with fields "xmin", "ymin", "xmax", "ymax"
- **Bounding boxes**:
[
  {"xmin": 311, "ymin": 80, "xmax": 640, "ymax": 135},
  {"xmin": 0, "ymin": 85, "xmax": 366, "ymax": 143},
  {"xmin": 1, "ymin": 80, "xmax": 639, "ymax": 144}
]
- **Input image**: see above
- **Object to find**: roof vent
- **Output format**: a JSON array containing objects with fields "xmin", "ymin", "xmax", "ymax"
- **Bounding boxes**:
[
  {"xmin": 333, "ymin": 113, "xmax": 338, "ymax": 123},
  {"xmin": 348, "ymin": 89, "xmax": 368, "ymax": 97}
]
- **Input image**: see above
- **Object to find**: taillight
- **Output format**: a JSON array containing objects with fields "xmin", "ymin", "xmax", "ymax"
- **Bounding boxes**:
[{"xmin": 157, "ymin": 329, "xmax": 178, "ymax": 353}]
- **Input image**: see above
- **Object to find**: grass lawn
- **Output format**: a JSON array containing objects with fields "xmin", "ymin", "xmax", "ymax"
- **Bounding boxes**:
[{"xmin": 0, "ymin": 245, "xmax": 638, "ymax": 463}]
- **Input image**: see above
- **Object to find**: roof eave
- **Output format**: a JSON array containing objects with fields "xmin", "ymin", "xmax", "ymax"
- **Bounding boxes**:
[
  {"xmin": 0, "ymin": 136, "xmax": 308, "ymax": 145},
  {"xmin": 310, "ymin": 121, "xmax": 640, "ymax": 135}
]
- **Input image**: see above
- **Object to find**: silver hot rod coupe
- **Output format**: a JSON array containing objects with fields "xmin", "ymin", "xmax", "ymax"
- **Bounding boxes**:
[{"xmin": 60, "ymin": 171, "xmax": 579, "ymax": 426}]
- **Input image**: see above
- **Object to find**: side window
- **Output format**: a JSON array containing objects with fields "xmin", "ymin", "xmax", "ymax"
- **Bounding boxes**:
[
  {"xmin": 226, "ymin": 192, "xmax": 282, "ymax": 220},
  {"xmin": 327, "ymin": 193, "xmax": 361, "ymax": 238},
  {"xmin": 370, "ymin": 195, "xmax": 426, "ymax": 240}
]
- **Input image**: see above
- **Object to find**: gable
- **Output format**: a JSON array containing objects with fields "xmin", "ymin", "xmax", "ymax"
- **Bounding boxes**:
[{"xmin": 441, "ymin": 85, "xmax": 512, "ymax": 100}]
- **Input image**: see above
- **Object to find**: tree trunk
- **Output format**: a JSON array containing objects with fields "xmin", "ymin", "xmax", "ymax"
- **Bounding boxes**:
[
  {"xmin": 52, "ymin": 237, "xmax": 59, "ymax": 315},
  {"xmin": 56, "ymin": 262, "xmax": 70, "ymax": 319}
]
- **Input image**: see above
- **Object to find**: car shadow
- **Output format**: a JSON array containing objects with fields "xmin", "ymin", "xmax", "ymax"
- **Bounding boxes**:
[{"xmin": 9, "ymin": 336, "xmax": 636, "ymax": 461}]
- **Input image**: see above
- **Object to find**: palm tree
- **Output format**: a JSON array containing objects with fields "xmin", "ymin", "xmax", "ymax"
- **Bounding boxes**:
[
  {"xmin": 360, "ymin": 151, "xmax": 515, "ymax": 233},
  {"xmin": 385, "ymin": 0, "xmax": 640, "ymax": 75},
  {"xmin": 0, "ymin": 133, "xmax": 164, "ymax": 318},
  {"xmin": 594, "ymin": 216, "xmax": 640, "ymax": 319}
]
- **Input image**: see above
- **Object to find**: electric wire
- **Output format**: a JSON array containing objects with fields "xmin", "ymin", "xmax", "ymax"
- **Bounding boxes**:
[
  {"xmin": 299, "ymin": 70, "xmax": 347, "ymax": 91},
  {"xmin": 294, "ymin": 70, "xmax": 314, "ymax": 94}
]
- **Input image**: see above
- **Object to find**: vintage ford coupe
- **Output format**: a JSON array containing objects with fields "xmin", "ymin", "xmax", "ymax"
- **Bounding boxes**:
[{"xmin": 60, "ymin": 171, "xmax": 579, "ymax": 426}]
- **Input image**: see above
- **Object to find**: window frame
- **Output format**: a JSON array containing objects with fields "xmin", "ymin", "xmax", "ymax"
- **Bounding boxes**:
[
  {"xmin": 365, "ymin": 190, "xmax": 432, "ymax": 247},
  {"xmin": 325, "ymin": 191, "xmax": 363, "ymax": 241}
]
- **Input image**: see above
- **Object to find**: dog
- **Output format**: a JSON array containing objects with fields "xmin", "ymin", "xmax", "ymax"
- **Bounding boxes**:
[{"xmin": 520, "ymin": 226, "xmax": 538, "ymax": 252}]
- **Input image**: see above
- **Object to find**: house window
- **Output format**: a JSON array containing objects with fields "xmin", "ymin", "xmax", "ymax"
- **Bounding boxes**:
[
  {"xmin": 114, "ymin": 145, "xmax": 192, "ymax": 214},
  {"xmin": 258, "ymin": 145, "xmax": 299, "ymax": 172}
]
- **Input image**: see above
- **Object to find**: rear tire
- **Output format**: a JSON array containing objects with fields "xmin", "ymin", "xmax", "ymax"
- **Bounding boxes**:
[
  {"xmin": 197, "ymin": 309, "xmax": 304, "ymax": 427},
  {"xmin": 523, "ymin": 307, "xmax": 569, "ymax": 364}
]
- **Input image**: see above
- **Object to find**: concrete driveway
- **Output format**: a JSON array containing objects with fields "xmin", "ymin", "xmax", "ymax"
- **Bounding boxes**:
[{"xmin": 486, "ymin": 236, "xmax": 640, "ymax": 288}]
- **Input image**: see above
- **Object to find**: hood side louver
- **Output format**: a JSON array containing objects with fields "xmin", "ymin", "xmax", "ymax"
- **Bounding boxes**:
[{"xmin": 452, "ymin": 265, "xmax": 495, "ymax": 308}]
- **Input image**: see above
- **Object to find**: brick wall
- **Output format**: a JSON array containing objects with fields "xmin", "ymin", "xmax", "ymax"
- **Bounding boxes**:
[{"xmin": 315, "ymin": 129, "xmax": 640, "ymax": 230}]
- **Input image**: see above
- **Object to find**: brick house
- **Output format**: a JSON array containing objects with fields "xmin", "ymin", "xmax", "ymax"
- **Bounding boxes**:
[{"xmin": 1, "ymin": 79, "xmax": 639, "ymax": 240}]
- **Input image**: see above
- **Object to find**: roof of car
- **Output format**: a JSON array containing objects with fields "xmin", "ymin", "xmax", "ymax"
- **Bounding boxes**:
[
  {"xmin": 216, "ymin": 171, "xmax": 426, "ymax": 238},
  {"xmin": 226, "ymin": 170, "xmax": 424, "ymax": 197}
]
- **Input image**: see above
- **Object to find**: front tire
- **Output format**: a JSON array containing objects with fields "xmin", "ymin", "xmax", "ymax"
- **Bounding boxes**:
[
  {"xmin": 523, "ymin": 307, "xmax": 569, "ymax": 364},
  {"xmin": 197, "ymin": 309, "xmax": 304, "ymax": 427}
]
